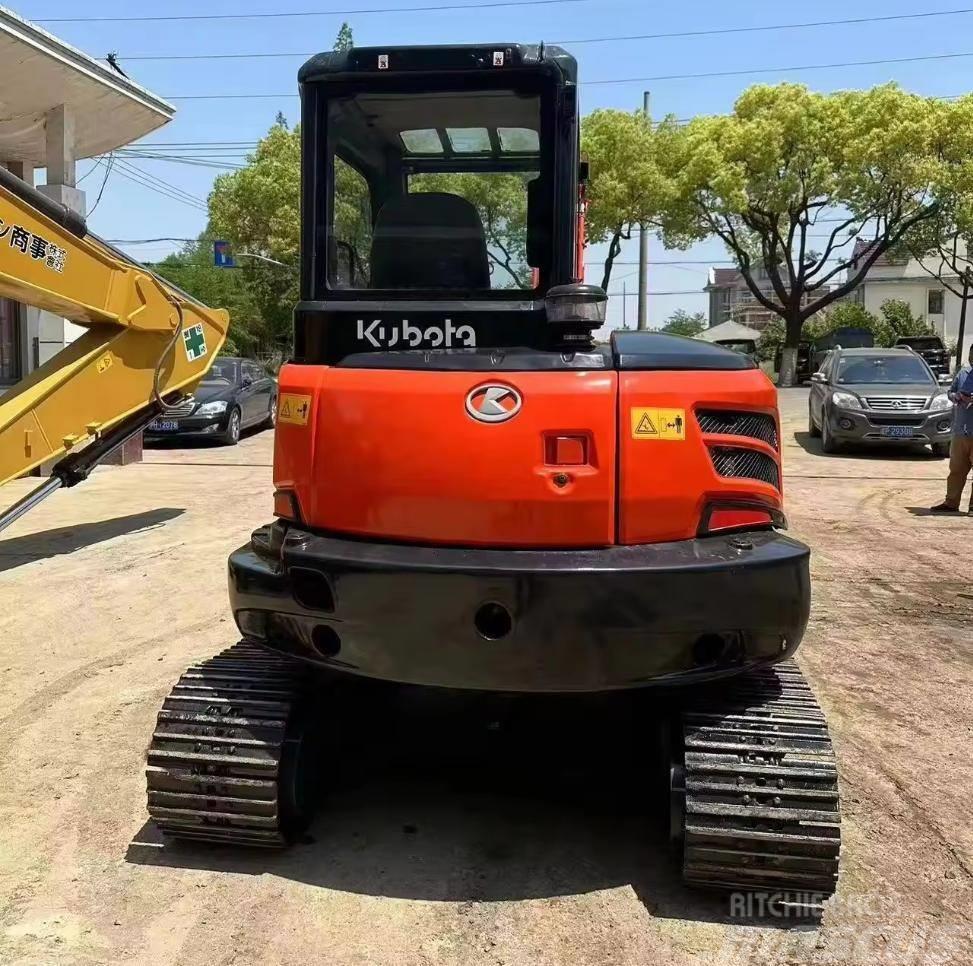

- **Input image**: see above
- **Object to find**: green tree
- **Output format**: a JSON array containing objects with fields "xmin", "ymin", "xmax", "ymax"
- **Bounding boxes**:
[
  {"xmin": 660, "ymin": 308, "xmax": 706, "ymax": 337},
  {"xmin": 653, "ymin": 84, "xmax": 972, "ymax": 384},
  {"xmin": 878, "ymin": 298, "xmax": 933, "ymax": 344},
  {"xmin": 208, "ymin": 122, "xmax": 300, "ymax": 352},
  {"xmin": 581, "ymin": 109, "xmax": 665, "ymax": 289},
  {"xmin": 758, "ymin": 302, "xmax": 881, "ymax": 362},
  {"xmin": 334, "ymin": 22, "xmax": 354, "ymax": 52},
  {"xmin": 756, "ymin": 298, "xmax": 936, "ymax": 366},
  {"xmin": 206, "ymin": 22, "xmax": 357, "ymax": 351}
]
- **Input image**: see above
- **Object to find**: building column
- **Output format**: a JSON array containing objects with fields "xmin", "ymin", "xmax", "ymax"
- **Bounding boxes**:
[
  {"xmin": 35, "ymin": 104, "xmax": 87, "ymax": 369},
  {"xmin": 38, "ymin": 104, "xmax": 85, "ymax": 216},
  {"xmin": 6, "ymin": 160, "xmax": 34, "ymax": 185}
]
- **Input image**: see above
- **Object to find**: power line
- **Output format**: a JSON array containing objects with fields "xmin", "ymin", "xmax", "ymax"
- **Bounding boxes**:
[
  {"xmin": 111, "ymin": 169, "xmax": 207, "ymax": 211},
  {"xmin": 118, "ymin": 148, "xmax": 256, "ymax": 156},
  {"xmin": 106, "ymin": 238, "xmax": 200, "ymax": 244},
  {"xmin": 87, "ymin": 154, "xmax": 116, "ymax": 216},
  {"xmin": 118, "ymin": 7, "xmax": 973, "ymax": 60},
  {"xmin": 37, "ymin": 0, "xmax": 589, "ymax": 23},
  {"xmin": 585, "ymin": 50, "xmax": 973, "ymax": 86},
  {"xmin": 587, "ymin": 259, "xmax": 737, "ymax": 266},
  {"xmin": 126, "ymin": 142, "xmax": 261, "ymax": 148},
  {"xmin": 111, "ymin": 158, "xmax": 210, "ymax": 207},
  {"xmin": 159, "ymin": 51, "xmax": 973, "ymax": 98},
  {"xmin": 115, "ymin": 150, "xmax": 245, "ymax": 171},
  {"xmin": 106, "ymin": 163, "xmax": 209, "ymax": 212},
  {"xmin": 606, "ymin": 288, "xmax": 705, "ymax": 296}
]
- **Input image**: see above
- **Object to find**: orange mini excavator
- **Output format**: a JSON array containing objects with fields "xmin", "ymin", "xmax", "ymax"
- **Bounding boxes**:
[{"xmin": 0, "ymin": 42, "xmax": 840, "ymax": 913}]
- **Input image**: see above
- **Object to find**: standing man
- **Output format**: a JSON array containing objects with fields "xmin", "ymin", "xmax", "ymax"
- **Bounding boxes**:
[{"xmin": 931, "ymin": 344, "xmax": 973, "ymax": 514}]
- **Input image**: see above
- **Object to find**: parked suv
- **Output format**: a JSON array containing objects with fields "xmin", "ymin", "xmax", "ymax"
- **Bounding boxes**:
[
  {"xmin": 145, "ymin": 357, "xmax": 277, "ymax": 446},
  {"xmin": 894, "ymin": 335, "xmax": 951, "ymax": 378},
  {"xmin": 808, "ymin": 347, "xmax": 953, "ymax": 456}
]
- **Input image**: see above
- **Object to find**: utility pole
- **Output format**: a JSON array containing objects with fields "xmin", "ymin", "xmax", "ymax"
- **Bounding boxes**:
[
  {"xmin": 622, "ymin": 280, "xmax": 627, "ymax": 328},
  {"xmin": 637, "ymin": 90, "xmax": 650, "ymax": 330}
]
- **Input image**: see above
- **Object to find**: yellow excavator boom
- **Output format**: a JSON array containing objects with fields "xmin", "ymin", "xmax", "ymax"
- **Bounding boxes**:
[{"xmin": 0, "ymin": 166, "xmax": 229, "ymax": 493}]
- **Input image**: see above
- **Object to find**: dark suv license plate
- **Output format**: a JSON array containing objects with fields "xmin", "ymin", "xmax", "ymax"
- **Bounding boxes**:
[
  {"xmin": 149, "ymin": 420, "xmax": 179, "ymax": 432},
  {"xmin": 882, "ymin": 425, "xmax": 915, "ymax": 438}
]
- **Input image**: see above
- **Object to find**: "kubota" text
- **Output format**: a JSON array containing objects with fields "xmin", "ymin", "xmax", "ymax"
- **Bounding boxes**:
[{"xmin": 357, "ymin": 318, "xmax": 477, "ymax": 349}]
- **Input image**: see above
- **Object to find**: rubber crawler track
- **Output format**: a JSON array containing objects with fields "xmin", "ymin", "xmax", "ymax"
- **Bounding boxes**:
[
  {"xmin": 146, "ymin": 642, "xmax": 314, "ymax": 847},
  {"xmin": 678, "ymin": 660, "xmax": 841, "ymax": 911}
]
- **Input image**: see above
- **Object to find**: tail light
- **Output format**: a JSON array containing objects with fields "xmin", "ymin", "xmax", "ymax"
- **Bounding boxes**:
[{"xmin": 699, "ymin": 500, "xmax": 785, "ymax": 537}]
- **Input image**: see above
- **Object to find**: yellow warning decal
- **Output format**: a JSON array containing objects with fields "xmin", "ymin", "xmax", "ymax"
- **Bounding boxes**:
[
  {"xmin": 631, "ymin": 407, "xmax": 686, "ymax": 441},
  {"xmin": 96, "ymin": 353, "xmax": 113, "ymax": 374},
  {"xmin": 278, "ymin": 393, "xmax": 312, "ymax": 426}
]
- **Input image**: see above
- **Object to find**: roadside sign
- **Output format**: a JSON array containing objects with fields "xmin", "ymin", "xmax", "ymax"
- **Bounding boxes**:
[{"xmin": 213, "ymin": 240, "xmax": 235, "ymax": 268}]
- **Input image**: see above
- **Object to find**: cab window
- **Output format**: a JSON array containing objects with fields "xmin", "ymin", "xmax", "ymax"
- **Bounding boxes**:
[{"xmin": 326, "ymin": 87, "xmax": 546, "ymax": 294}]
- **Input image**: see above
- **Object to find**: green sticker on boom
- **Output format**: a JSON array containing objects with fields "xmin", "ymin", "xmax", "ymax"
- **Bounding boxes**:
[{"xmin": 183, "ymin": 323, "xmax": 207, "ymax": 362}]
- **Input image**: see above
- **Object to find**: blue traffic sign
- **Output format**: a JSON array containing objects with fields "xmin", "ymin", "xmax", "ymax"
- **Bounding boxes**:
[{"xmin": 213, "ymin": 240, "xmax": 235, "ymax": 268}]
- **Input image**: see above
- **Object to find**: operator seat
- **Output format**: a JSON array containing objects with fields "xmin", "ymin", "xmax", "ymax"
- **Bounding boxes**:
[{"xmin": 370, "ymin": 192, "xmax": 490, "ymax": 289}]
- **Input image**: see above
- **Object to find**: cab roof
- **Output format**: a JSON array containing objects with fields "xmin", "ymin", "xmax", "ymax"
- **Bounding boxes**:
[{"xmin": 299, "ymin": 44, "xmax": 577, "ymax": 85}]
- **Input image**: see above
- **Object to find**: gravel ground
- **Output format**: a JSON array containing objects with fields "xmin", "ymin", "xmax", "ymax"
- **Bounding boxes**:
[{"xmin": 0, "ymin": 391, "xmax": 970, "ymax": 966}]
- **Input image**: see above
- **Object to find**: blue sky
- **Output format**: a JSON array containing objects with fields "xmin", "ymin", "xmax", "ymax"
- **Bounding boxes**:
[{"xmin": 15, "ymin": 0, "xmax": 973, "ymax": 327}]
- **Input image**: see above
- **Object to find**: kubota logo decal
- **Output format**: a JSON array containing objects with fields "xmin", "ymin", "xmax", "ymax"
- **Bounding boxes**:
[
  {"xmin": 357, "ymin": 318, "xmax": 476, "ymax": 349},
  {"xmin": 466, "ymin": 384, "xmax": 522, "ymax": 423}
]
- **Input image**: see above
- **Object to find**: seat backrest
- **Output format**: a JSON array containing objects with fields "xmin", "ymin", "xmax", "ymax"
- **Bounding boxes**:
[{"xmin": 369, "ymin": 192, "xmax": 490, "ymax": 290}]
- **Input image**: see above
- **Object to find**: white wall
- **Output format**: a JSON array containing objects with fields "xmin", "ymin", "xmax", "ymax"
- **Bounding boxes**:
[{"xmin": 859, "ymin": 255, "xmax": 971, "ymax": 359}]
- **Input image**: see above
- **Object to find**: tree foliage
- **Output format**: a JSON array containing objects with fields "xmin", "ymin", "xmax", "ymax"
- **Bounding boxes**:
[
  {"xmin": 757, "ymin": 298, "xmax": 933, "ymax": 362},
  {"xmin": 904, "ymin": 204, "xmax": 973, "ymax": 299},
  {"xmin": 208, "ymin": 122, "xmax": 300, "ymax": 351},
  {"xmin": 660, "ymin": 308, "xmax": 706, "ymax": 337},
  {"xmin": 877, "ymin": 298, "xmax": 933, "ymax": 342},
  {"xmin": 333, "ymin": 22, "xmax": 354, "ymax": 52},
  {"xmin": 650, "ymin": 83, "xmax": 973, "ymax": 380},
  {"xmin": 200, "ymin": 23, "xmax": 354, "ymax": 353},
  {"xmin": 581, "ymin": 109, "xmax": 665, "ymax": 289}
]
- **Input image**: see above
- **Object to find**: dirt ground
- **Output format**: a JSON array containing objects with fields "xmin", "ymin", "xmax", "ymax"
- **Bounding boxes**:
[{"xmin": 1, "ymin": 389, "xmax": 971, "ymax": 966}]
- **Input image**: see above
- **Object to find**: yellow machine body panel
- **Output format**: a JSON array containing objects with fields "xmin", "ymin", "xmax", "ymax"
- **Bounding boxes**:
[{"xmin": 0, "ymin": 174, "xmax": 229, "ymax": 485}]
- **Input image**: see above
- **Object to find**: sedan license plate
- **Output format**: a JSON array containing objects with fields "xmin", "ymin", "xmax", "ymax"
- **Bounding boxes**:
[
  {"xmin": 882, "ymin": 425, "xmax": 915, "ymax": 438},
  {"xmin": 149, "ymin": 419, "xmax": 179, "ymax": 432}
]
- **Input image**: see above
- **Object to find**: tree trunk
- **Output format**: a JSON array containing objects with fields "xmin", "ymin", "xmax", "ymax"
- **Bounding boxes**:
[
  {"xmin": 779, "ymin": 348, "xmax": 798, "ymax": 388},
  {"xmin": 777, "ymin": 313, "xmax": 805, "ymax": 388},
  {"xmin": 601, "ymin": 227, "xmax": 624, "ymax": 291}
]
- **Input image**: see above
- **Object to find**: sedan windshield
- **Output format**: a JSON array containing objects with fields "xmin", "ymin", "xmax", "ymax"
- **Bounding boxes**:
[
  {"xmin": 203, "ymin": 360, "xmax": 238, "ymax": 385},
  {"xmin": 836, "ymin": 355, "xmax": 933, "ymax": 385}
]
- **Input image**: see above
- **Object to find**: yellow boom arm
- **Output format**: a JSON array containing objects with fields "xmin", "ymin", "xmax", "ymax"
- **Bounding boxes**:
[{"xmin": 0, "ymin": 167, "xmax": 229, "ymax": 488}]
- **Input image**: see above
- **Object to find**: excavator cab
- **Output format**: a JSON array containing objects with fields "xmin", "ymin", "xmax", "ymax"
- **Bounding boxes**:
[{"xmin": 296, "ymin": 44, "xmax": 587, "ymax": 364}]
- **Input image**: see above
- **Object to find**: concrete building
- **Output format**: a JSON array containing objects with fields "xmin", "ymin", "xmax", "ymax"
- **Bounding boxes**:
[
  {"xmin": 705, "ymin": 265, "xmax": 824, "ymax": 331},
  {"xmin": 0, "ymin": 6, "xmax": 174, "ymax": 389},
  {"xmin": 850, "ymin": 239, "xmax": 973, "ymax": 357}
]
